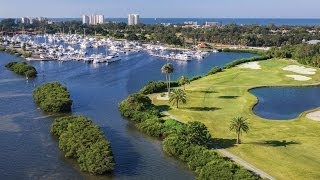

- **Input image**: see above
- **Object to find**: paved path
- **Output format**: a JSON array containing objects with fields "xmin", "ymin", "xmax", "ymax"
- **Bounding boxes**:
[
  {"xmin": 163, "ymin": 111, "xmax": 276, "ymax": 180},
  {"xmin": 215, "ymin": 148, "xmax": 275, "ymax": 180}
]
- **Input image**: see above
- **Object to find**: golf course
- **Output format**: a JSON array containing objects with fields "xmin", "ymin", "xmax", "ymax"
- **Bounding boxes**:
[{"xmin": 152, "ymin": 58, "xmax": 320, "ymax": 180}]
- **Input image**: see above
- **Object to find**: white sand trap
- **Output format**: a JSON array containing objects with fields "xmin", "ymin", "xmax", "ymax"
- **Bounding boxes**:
[
  {"xmin": 286, "ymin": 75, "xmax": 312, "ymax": 81},
  {"xmin": 157, "ymin": 93, "xmax": 170, "ymax": 101},
  {"xmin": 238, "ymin": 62, "xmax": 261, "ymax": 69},
  {"xmin": 306, "ymin": 111, "xmax": 320, "ymax": 121},
  {"xmin": 282, "ymin": 65, "xmax": 316, "ymax": 75}
]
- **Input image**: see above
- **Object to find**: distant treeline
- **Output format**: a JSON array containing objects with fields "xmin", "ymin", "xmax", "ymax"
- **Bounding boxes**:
[
  {"xmin": 267, "ymin": 44, "xmax": 320, "ymax": 68},
  {"xmin": 1, "ymin": 18, "xmax": 320, "ymax": 47},
  {"xmin": 5, "ymin": 61, "xmax": 37, "ymax": 78}
]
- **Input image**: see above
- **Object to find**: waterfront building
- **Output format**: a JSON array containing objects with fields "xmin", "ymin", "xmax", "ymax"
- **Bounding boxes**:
[
  {"xmin": 82, "ymin": 15, "xmax": 104, "ymax": 25},
  {"xmin": 128, "ymin": 14, "xmax": 140, "ymax": 25},
  {"xmin": 21, "ymin": 17, "xmax": 47, "ymax": 24},
  {"xmin": 204, "ymin": 21, "xmax": 220, "ymax": 27},
  {"xmin": 21, "ymin": 17, "xmax": 30, "ymax": 24}
]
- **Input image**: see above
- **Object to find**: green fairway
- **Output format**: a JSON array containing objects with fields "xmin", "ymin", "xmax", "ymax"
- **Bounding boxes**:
[{"xmin": 152, "ymin": 59, "xmax": 320, "ymax": 180}]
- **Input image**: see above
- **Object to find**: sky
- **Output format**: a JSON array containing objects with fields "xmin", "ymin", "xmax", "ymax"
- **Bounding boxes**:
[{"xmin": 0, "ymin": 0, "xmax": 320, "ymax": 18}]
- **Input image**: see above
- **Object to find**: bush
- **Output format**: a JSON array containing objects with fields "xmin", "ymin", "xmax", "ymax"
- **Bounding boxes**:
[
  {"xmin": 206, "ymin": 66, "xmax": 222, "ymax": 76},
  {"xmin": 119, "ymin": 85, "xmax": 260, "ymax": 179},
  {"xmin": 5, "ymin": 61, "xmax": 37, "ymax": 78},
  {"xmin": 139, "ymin": 81, "xmax": 179, "ymax": 95},
  {"xmin": 137, "ymin": 118, "xmax": 165, "ymax": 137},
  {"xmin": 51, "ymin": 116, "xmax": 114, "ymax": 174},
  {"xmin": 190, "ymin": 75, "xmax": 202, "ymax": 81},
  {"xmin": 33, "ymin": 82, "xmax": 72, "ymax": 113},
  {"xmin": 118, "ymin": 93, "xmax": 160, "ymax": 120},
  {"xmin": 221, "ymin": 48, "xmax": 265, "ymax": 55}
]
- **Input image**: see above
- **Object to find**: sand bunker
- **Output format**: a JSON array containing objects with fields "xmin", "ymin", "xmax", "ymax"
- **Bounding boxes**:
[
  {"xmin": 238, "ymin": 62, "xmax": 261, "ymax": 69},
  {"xmin": 286, "ymin": 75, "xmax": 312, "ymax": 81},
  {"xmin": 282, "ymin": 65, "xmax": 316, "ymax": 75},
  {"xmin": 156, "ymin": 93, "xmax": 170, "ymax": 100},
  {"xmin": 306, "ymin": 111, "xmax": 320, "ymax": 121}
]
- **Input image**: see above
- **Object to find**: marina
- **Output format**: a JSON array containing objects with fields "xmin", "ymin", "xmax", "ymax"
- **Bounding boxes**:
[{"xmin": 0, "ymin": 34, "xmax": 217, "ymax": 63}]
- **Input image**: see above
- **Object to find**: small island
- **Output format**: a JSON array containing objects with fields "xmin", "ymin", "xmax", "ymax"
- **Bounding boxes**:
[
  {"xmin": 5, "ymin": 61, "xmax": 37, "ymax": 78},
  {"xmin": 51, "ymin": 116, "xmax": 115, "ymax": 174},
  {"xmin": 33, "ymin": 82, "xmax": 73, "ymax": 113}
]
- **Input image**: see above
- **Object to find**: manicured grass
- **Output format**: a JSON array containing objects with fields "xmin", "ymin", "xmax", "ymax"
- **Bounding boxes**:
[{"xmin": 153, "ymin": 59, "xmax": 320, "ymax": 180}]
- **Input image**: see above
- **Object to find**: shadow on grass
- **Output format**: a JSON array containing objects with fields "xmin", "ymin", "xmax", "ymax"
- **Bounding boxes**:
[
  {"xmin": 218, "ymin": 96, "xmax": 239, "ymax": 99},
  {"xmin": 188, "ymin": 90, "xmax": 218, "ymax": 94},
  {"xmin": 184, "ymin": 107, "xmax": 221, "ymax": 111},
  {"xmin": 156, "ymin": 105, "xmax": 171, "ymax": 112},
  {"xmin": 210, "ymin": 138, "xmax": 237, "ymax": 149},
  {"xmin": 253, "ymin": 140, "xmax": 300, "ymax": 147}
]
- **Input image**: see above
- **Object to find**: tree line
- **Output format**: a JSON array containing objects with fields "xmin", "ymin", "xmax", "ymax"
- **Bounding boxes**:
[
  {"xmin": 2, "ymin": 19, "xmax": 320, "ymax": 47},
  {"xmin": 267, "ymin": 44, "xmax": 320, "ymax": 67}
]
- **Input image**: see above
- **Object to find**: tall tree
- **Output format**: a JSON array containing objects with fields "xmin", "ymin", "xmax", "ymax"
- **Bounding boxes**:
[
  {"xmin": 229, "ymin": 117, "xmax": 249, "ymax": 144},
  {"xmin": 169, "ymin": 89, "xmax": 186, "ymax": 108},
  {"xmin": 178, "ymin": 76, "xmax": 190, "ymax": 90},
  {"xmin": 161, "ymin": 63, "xmax": 174, "ymax": 95}
]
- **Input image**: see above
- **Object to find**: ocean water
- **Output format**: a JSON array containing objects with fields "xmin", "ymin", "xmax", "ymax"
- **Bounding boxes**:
[{"xmin": 1, "ymin": 18, "xmax": 319, "ymax": 26}]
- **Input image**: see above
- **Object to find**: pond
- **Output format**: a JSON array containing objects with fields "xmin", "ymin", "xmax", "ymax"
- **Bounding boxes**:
[{"xmin": 250, "ymin": 86, "xmax": 320, "ymax": 120}]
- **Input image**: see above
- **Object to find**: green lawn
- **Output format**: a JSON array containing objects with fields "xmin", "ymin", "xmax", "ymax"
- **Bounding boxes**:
[{"xmin": 153, "ymin": 59, "xmax": 320, "ymax": 180}]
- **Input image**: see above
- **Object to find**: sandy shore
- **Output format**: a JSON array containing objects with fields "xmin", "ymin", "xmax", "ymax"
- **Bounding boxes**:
[
  {"xmin": 238, "ymin": 62, "xmax": 261, "ymax": 69},
  {"xmin": 306, "ymin": 111, "xmax": 320, "ymax": 121},
  {"xmin": 286, "ymin": 75, "xmax": 311, "ymax": 81},
  {"xmin": 282, "ymin": 65, "xmax": 317, "ymax": 75}
]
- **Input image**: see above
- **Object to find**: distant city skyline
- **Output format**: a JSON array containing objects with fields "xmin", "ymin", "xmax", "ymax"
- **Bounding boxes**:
[{"xmin": 1, "ymin": 0, "xmax": 320, "ymax": 18}]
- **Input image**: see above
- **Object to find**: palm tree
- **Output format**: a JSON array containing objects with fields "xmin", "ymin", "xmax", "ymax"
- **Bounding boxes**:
[
  {"xmin": 178, "ymin": 76, "xmax": 190, "ymax": 90},
  {"xmin": 169, "ymin": 89, "xmax": 187, "ymax": 108},
  {"xmin": 229, "ymin": 117, "xmax": 249, "ymax": 144},
  {"xmin": 161, "ymin": 63, "xmax": 174, "ymax": 95}
]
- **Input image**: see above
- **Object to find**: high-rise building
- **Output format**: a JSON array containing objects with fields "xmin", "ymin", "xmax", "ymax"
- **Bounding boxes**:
[
  {"xmin": 21, "ymin": 17, "xmax": 30, "ymax": 24},
  {"xmin": 128, "ymin": 14, "xmax": 140, "ymax": 25},
  {"xmin": 21, "ymin": 17, "xmax": 48, "ymax": 24},
  {"xmin": 82, "ymin": 15, "xmax": 89, "ymax": 24},
  {"xmin": 82, "ymin": 15, "xmax": 104, "ymax": 25}
]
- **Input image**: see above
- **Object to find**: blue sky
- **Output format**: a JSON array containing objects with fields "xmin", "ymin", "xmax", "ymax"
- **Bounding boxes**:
[{"xmin": 0, "ymin": 0, "xmax": 319, "ymax": 18}]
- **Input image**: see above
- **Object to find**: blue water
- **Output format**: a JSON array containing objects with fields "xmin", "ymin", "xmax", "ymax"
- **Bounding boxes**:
[
  {"xmin": 0, "ymin": 51, "xmax": 254, "ymax": 179},
  {"xmin": 250, "ymin": 86, "xmax": 320, "ymax": 120},
  {"xmin": 105, "ymin": 18, "xmax": 320, "ymax": 26},
  {"xmin": 1, "ymin": 18, "xmax": 319, "ymax": 26}
]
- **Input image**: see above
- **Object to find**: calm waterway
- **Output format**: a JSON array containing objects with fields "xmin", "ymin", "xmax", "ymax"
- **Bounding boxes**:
[
  {"xmin": 0, "ymin": 51, "xmax": 254, "ymax": 179},
  {"xmin": 250, "ymin": 86, "xmax": 320, "ymax": 120}
]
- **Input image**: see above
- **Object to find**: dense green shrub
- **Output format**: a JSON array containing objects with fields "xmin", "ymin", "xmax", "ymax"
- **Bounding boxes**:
[
  {"xmin": 5, "ymin": 61, "xmax": 37, "ymax": 78},
  {"xmin": 267, "ymin": 44, "xmax": 320, "ymax": 68},
  {"xmin": 23, "ymin": 52, "xmax": 32, "ymax": 58},
  {"xmin": 206, "ymin": 66, "xmax": 223, "ymax": 76},
  {"xmin": 190, "ymin": 75, "xmax": 202, "ymax": 81},
  {"xmin": 51, "ymin": 116, "xmax": 114, "ymax": 175},
  {"xmin": 119, "ymin": 92, "xmax": 260, "ymax": 179},
  {"xmin": 223, "ymin": 56, "xmax": 270, "ymax": 69},
  {"xmin": 139, "ymin": 81, "xmax": 179, "ymax": 95},
  {"xmin": 118, "ymin": 93, "xmax": 160, "ymax": 121},
  {"xmin": 33, "ymin": 82, "xmax": 72, "ymax": 113},
  {"xmin": 221, "ymin": 48, "xmax": 265, "ymax": 55},
  {"xmin": 137, "ymin": 118, "xmax": 165, "ymax": 137}
]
